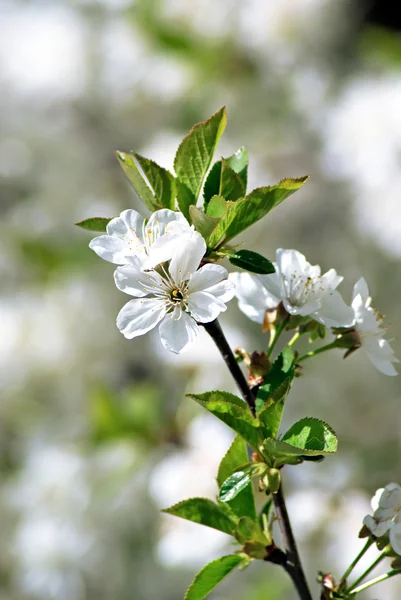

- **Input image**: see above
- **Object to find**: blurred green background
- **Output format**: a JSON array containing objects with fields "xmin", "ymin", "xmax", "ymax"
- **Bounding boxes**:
[{"xmin": 2, "ymin": 0, "xmax": 401, "ymax": 598}]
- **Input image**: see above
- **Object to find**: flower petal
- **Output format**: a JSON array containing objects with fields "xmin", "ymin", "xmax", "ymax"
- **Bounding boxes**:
[
  {"xmin": 116, "ymin": 298, "xmax": 166, "ymax": 339},
  {"xmin": 187, "ymin": 291, "xmax": 227, "ymax": 323},
  {"xmin": 258, "ymin": 270, "xmax": 282, "ymax": 303},
  {"xmin": 114, "ymin": 265, "xmax": 164, "ymax": 297},
  {"xmin": 159, "ymin": 310, "xmax": 199, "ymax": 353},
  {"xmin": 146, "ymin": 209, "xmax": 189, "ymax": 236},
  {"xmin": 276, "ymin": 248, "xmax": 308, "ymax": 278},
  {"xmin": 352, "ymin": 277, "xmax": 370, "ymax": 305},
  {"xmin": 188, "ymin": 264, "xmax": 229, "ymax": 293},
  {"xmin": 313, "ymin": 290, "xmax": 355, "ymax": 327},
  {"xmin": 364, "ymin": 338, "xmax": 398, "ymax": 376},
  {"xmin": 230, "ymin": 272, "xmax": 278, "ymax": 323},
  {"xmin": 89, "ymin": 235, "xmax": 128, "ymax": 264},
  {"xmin": 363, "ymin": 514, "xmax": 391, "ymax": 537},
  {"xmin": 169, "ymin": 232, "xmax": 206, "ymax": 283},
  {"xmin": 390, "ymin": 522, "xmax": 401, "ymax": 555},
  {"xmin": 204, "ymin": 279, "xmax": 235, "ymax": 303},
  {"xmin": 107, "ymin": 209, "xmax": 145, "ymax": 240},
  {"xmin": 319, "ymin": 269, "xmax": 343, "ymax": 292}
]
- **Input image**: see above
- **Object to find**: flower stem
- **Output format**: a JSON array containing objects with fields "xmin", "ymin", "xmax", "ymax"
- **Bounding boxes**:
[
  {"xmin": 346, "ymin": 550, "xmax": 387, "ymax": 593},
  {"xmin": 348, "ymin": 570, "xmax": 400, "ymax": 595},
  {"xmin": 203, "ymin": 319, "xmax": 256, "ymax": 416},
  {"xmin": 204, "ymin": 318, "xmax": 312, "ymax": 600},
  {"xmin": 297, "ymin": 340, "xmax": 338, "ymax": 362},
  {"xmin": 338, "ymin": 539, "xmax": 374, "ymax": 587},
  {"xmin": 288, "ymin": 332, "xmax": 301, "ymax": 347},
  {"xmin": 267, "ymin": 316, "xmax": 290, "ymax": 358}
]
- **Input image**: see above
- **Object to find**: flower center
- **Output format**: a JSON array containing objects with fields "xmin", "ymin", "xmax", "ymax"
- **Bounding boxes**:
[{"xmin": 170, "ymin": 288, "xmax": 184, "ymax": 303}]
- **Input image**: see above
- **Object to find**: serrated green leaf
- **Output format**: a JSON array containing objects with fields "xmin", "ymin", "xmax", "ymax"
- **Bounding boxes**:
[
  {"xmin": 203, "ymin": 147, "xmax": 248, "ymax": 205},
  {"xmin": 220, "ymin": 159, "xmax": 245, "ymax": 201},
  {"xmin": 234, "ymin": 516, "xmax": 270, "ymax": 545},
  {"xmin": 228, "ymin": 249, "xmax": 275, "ymax": 275},
  {"xmin": 226, "ymin": 147, "xmax": 248, "ymax": 188},
  {"xmin": 75, "ymin": 217, "xmax": 112, "ymax": 232},
  {"xmin": 206, "ymin": 195, "xmax": 227, "ymax": 218},
  {"xmin": 282, "ymin": 417, "xmax": 338, "ymax": 453},
  {"xmin": 188, "ymin": 391, "xmax": 263, "ymax": 450},
  {"xmin": 134, "ymin": 153, "xmax": 176, "ymax": 210},
  {"xmin": 207, "ymin": 176, "xmax": 309, "ymax": 249},
  {"xmin": 203, "ymin": 161, "xmax": 222, "ymax": 206},
  {"xmin": 174, "ymin": 107, "xmax": 227, "ymax": 205},
  {"xmin": 256, "ymin": 348, "xmax": 295, "ymax": 437},
  {"xmin": 217, "ymin": 436, "xmax": 256, "ymax": 521},
  {"xmin": 219, "ymin": 471, "xmax": 252, "ymax": 503},
  {"xmin": 176, "ymin": 180, "xmax": 195, "ymax": 221},
  {"xmin": 189, "ymin": 206, "xmax": 220, "ymax": 239},
  {"xmin": 163, "ymin": 498, "xmax": 237, "ymax": 535},
  {"xmin": 219, "ymin": 463, "xmax": 266, "ymax": 504},
  {"xmin": 184, "ymin": 555, "xmax": 244, "ymax": 600},
  {"xmin": 116, "ymin": 151, "xmax": 159, "ymax": 211}
]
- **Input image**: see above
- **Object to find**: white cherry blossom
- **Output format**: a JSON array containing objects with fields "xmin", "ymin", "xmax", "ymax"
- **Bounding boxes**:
[
  {"xmin": 351, "ymin": 278, "xmax": 398, "ymax": 376},
  {"xmin": 363, "ymin": 483, "xmax": 401, "ymax": 554},
  {"xmin": 89, "ymin": 208, "xmax": 192, "ymax": 268},
  {"xmin": 230, "ymin": 248, "xmax": 354, "ymax": 328},
  {"xmin": 114, "ymin": 233, "xmax": 235, "ymax": 353}
]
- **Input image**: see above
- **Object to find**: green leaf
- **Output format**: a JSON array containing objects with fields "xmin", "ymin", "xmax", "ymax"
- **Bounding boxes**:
[
  {"xmin": 188, "ymin": 391, "xmax": 263, "ymax": 450},
  {"xmin": 256, "ymin": 348, "xmax": 295, "ymax": 437},
  {"xmin": 176, "ymin": 180, "xmax": 196, "ymax": 221},
  {"xmin": 258, "ymin": 498, "xmax": 273, "ymax": 529},
  {"xmin": 219, "ymin": 471, "xmax": 251, "ymax": 502},
  {"xmin": 207, "ymin": 176, "xmax": 309, "ymax": 249},
  {"xmin": 184, "ymin": 555, "xmax": 244, "ymax": 600},
  {"xmin": 220, "ymin": 159, "xmax": 245, "ymax": 201},
  {"xmin": 206, "ymin": 195, "xmax": 228, "ymax": 218},
  {"xmin": 282, "ymin": 417, "xmax": 338, "ymax": 453},
  {"xmin": 174, "ymin": 107, "xmax": 227, "ymax": 204},
  {"xmin": 134, "ymin": 153, "xmax": 176, "ymax": 210},
  {"xmin": 228, "ymin": 250, "xmax": 275, "ymax": 275},
  {"xmin": 163, "ymin": 498, "xmax": 237, "ymax": 536},
  {"xmin": 219, "ymin": 463, "xmax": 266, "ymax": 504},
  {"xmin": 234, "ymin": 516, "xmax": 270, "ymax": 545},
  {"xmin": 75, "ymin": 217, "xmax": 112, "ymax": 232},
  {"xmin": 203, "ymin": 147, "xmax": 248, "ymax": 205},
  {"xmin": 116, "ymin": 151, "xmax": 159, "ymax": 211},
  {"xmin": 217, "ymin": 435, "xmax": 256, "ymax": 521},
  {"xmin": 189, "ymin": 206, "xmax": 220, "ymax": 239},
  {"xmin": 225, "ymin": 147, "xmax": 248, "ymax": 188}
]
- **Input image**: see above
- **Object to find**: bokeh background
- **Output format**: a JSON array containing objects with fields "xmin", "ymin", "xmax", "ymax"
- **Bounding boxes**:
[{"xmin": 2, "ymin": 0, "xmax": 401, "ymax": 598}]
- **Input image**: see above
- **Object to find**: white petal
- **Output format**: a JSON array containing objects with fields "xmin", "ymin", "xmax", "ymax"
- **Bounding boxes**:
[
  {"xmin": 363, "ymin": 514, "xmax": 391, "ymax": 537},
  {"xmin": 276, "ymin": 248, "xmax": 308, "ymax": 278},
  {"xmin": 364, "ymin": 338, "xmax": 398, "ymax": 376},
  {"xmin": 371, "ymin": 487, "xmax": 386, "ymax": 511},
  {"xmin": 169, "ymin": 232, "xmax": 206, "ymax": 283},
  {"xmin": 187, "ymin": 291, "xmax": 227, "ymax": 323},
  {"xmin": 107, "ymin": 209, "xmax": 145, "ymax": 240},
  {"xmin": 390, "ymin": 523, "xmax": 401, "ymax": 555},
  {"xmin": 204, "ymin": 279, "xmax": 236, "ymax": 303},
  {"xmin": 159, "ymin": 310, "xmax": 199, "ymax": 353},
  {"xmin": 313, "ymin": 290, "xmax": 355, "ymax": 327},
  {"xmin": 378, "ymin": 484, "xmax": 401, "ymax": 510},
  {"xmin": 116, "ymin": 298, "xmax": 166, "ymax": 339},
  {"xmin": 230, "ymin": 272, "xmax": 278, "ymax": 324},
  {"xmin": 114, "ymin": 265, "xmax": 164, "ymax": 297},
  {"xmin": 188, "ymin": 264, "xmax": 229, "ymax": 293},
  {"xmin": 319, "ymin": 269, "xmax": 343, "ymax": 292},
  {"xmin": 146, "ymin": 209, "xmax": 189, "ymax": 236},
  {"xmin": 285, "ymin": 298, "xmax": 320, "ymax": 317},
  {"xmin": 89, "ymin": 235, "xmax": 127, "ymax": 264},
  {"xmin": 258, "ymin": 270, "xmax": 282, "ymax": 304},
  {"xmin": 352, "ymin": 277, "xmax": 370, "ymax": 305},
  {"xmin": 144, "ymin": 234, "xmax": 187, "ymax": 269}
]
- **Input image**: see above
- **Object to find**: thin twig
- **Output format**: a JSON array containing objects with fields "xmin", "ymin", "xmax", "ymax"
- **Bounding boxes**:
[{"xmin": 204, "ymin": 318, "xmax": 313, "ymax": 600}]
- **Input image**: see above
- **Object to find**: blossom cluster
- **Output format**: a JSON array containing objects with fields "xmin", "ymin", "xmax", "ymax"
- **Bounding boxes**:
[
  {"xmin": 89, "ymin": 209, "xmax": 235, "ymax": 354},
  {"xmin": 231, "ymin": 249, "xmax": 398, "ymax": 376},
  {"xmin": 364, "ymin": 483, "xmax": 401, "ymax": 555},
  {"xmin": 90, "ymin": 208, "xmax": 397, "ymax": 375}
]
